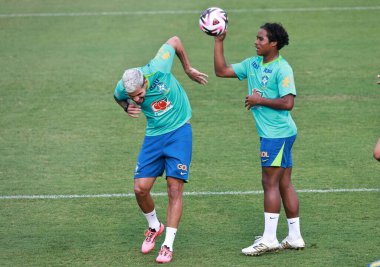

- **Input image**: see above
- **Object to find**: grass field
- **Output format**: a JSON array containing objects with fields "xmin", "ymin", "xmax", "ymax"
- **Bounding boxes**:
[{"xmin": 1, "ymin": 0, "xmax": 379, "ymax": 266}]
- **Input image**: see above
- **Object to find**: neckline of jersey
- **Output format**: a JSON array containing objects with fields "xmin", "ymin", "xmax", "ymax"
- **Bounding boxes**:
[{"xmin": 260, "ymin": 55, "xmax": 282, "ymax": 67}]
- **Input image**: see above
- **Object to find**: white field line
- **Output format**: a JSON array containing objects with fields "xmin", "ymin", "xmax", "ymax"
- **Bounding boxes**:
[
  {"xmin": 0, "ymin": 6, "xmax": 379, "ymax": 18},
  {"xmin": 0, "ymin": 188, "xmax": 378, "ymax": 200}
]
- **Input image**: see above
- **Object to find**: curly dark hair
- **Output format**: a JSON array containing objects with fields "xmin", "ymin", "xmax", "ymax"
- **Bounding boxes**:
[{"xmin": 260, "ymin": 23, "xmax": 289, "ymax": 50}]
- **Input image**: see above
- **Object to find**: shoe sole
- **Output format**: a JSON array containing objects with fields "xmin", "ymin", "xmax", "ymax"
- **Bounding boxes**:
[
  {"xmin": 281, "ymin": 246, "xmax": 305, "ymax": 250},
  {"xmin": 156, "ymin": 259, "xmax": 172, "ymax": 264},
  {"xmin": 280, "ymin": 242, "xmax": 305, "ymax": 250},
  {"xmin": 242, "ymin": 247, "xmax": 280, "ymax": 256}
]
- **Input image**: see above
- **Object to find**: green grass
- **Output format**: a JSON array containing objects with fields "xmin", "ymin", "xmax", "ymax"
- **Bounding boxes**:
[{"xmin": 1, "ymin": 0, "xmax": 379, "ymax": 266}]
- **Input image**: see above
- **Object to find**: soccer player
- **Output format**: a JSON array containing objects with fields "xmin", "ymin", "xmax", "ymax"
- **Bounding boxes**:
[
  {"xmin": 213, "ymin": 23, "xmax": 305, "ymax": 255},
  {"xmin": 114, "ymin": 36, "xmax": 208, "ymax": 263}
]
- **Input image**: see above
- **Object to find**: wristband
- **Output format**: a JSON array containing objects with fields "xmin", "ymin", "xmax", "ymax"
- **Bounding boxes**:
[{"xmin": 123, "ymin": 103, "xmax": 129, "ymax": 113}]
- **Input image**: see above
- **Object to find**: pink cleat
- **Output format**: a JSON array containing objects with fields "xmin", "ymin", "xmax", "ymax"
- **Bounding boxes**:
[
  {"xmin": 141, "ymin": 223, "xmax": 164, "ymax": 254},
  {"xmin": 156, "ymin": 245, "xmax": 173, "ymax": 264}
]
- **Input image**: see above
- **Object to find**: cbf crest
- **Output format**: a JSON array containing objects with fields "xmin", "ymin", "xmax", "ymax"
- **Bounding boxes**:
[
  {"xmin": 157, "ymin": 82, "xmax": 169, "ymax": 94},
  {"xmin": 261, "ymin": 75, "xmax": 269, "ymax": 88}
]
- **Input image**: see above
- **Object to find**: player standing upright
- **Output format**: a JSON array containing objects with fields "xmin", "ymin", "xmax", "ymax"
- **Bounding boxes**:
[
  {"xmin": 213, "ymin": 23, "xmax": 305, "ymax": 255},
  {"xmin": 114, "ymin": 36, "xmax": 208, "ymax": 263}
]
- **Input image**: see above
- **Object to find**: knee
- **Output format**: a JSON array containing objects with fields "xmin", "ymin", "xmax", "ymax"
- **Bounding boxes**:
[
  {"xmin": 167, "ymin": 184, "xmax": 183, "ymax": 200},
  {"xmin": 279, "ymin": 181, "xmax": 293, "ymax": 192},
  {"xmin": 262, "ymin": 177, "xmax": 278, "ymax": 190},
  {"xmin": 134, "ymin": 185, "xmax": 150, "ymax": 197}
]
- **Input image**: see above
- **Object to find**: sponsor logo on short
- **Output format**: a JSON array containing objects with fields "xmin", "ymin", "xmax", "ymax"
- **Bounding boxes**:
[
  {"xmin": 177, "ymin": 164, "xmax": 188, "ymax": 171},
  {"xmin": 134, "ymin": 163, "xmax": 140, "ymax": 175}
]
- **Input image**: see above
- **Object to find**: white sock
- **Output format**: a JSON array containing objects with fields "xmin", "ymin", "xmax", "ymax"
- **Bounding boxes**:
[
  {"xmin": 287, "ymin": 217, "xmax": 302, "ymax": 240},
  {"xmin": 143, "ymin": 209, "xmax": 160, "ymax": 231},
  {"xmin": 262, "ymin": 212, "xmax": 279, "ymax": 242},
  {"xmin": 162, "ymin": 227, "xmax": 177, "ymax": 251}
]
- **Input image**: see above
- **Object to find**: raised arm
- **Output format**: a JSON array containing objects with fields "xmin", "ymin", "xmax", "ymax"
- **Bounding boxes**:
[
  {"xmin": 166, "ymin": 36, "xmax": 208, "ymax": 85},
  {"xmin": 214, "ymin": 32, "xmax": 237, "ymax": 78}
]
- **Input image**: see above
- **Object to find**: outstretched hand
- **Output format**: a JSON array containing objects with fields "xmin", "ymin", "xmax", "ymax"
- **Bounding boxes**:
[{"xmin": 186, "ymin": 67, "xmax": 208, "ymax": 85}]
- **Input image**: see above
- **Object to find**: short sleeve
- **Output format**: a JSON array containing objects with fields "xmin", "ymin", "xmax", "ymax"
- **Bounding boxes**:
[
  {"xmin": 231, "ymin": 58, "xmax": 250, "ymax": 81},
  {"xmin": 146, "ymin": 43, "xmax": 175, "ymax": 74},
  {"xmin": 277, "ymin": 63, "xmax": 296, "ymax": 97}
]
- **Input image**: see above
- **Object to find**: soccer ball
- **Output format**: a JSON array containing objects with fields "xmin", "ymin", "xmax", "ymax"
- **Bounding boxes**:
[{"xmin": 199, "ymin": 7, "xmax": 228, "ymax": 36}]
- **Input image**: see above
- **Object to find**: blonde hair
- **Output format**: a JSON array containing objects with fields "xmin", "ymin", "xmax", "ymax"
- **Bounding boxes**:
[{"xmin": 122, "ymin": 68, "xmax": 144, "ymax": 93}]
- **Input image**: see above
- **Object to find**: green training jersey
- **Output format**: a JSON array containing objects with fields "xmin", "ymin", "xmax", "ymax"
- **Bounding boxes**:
[
  {"xmin": 114, "ymin": 43, "xmax": 192, "ymax": 136},
  {"xmin": 232, "ymin": 55, "xmax": 297, "ymax": 138}
]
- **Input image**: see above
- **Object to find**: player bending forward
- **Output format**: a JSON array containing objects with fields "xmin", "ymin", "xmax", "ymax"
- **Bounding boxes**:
[{"xmin": 114, "ymin": 36, "xmax": 208, "ymax": 263}]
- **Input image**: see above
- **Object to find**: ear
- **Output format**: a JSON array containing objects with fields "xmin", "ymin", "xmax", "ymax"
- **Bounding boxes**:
[
  {"xmin": 143, "ymin": 77, "xmax": 149, "ymax": 90},
  {"xmin": 270, "ymin": 41, "xmax": 278, "ymax": 48}
]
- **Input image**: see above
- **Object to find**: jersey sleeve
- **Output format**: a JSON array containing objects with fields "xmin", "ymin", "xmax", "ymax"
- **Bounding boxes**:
[
  {"xmin": 146, "ymin": 43, "xmax": 175, "ymax": 74},
  {"xmin": 277, "ymin": 63, "xmax": 296, "ymax": 97},
  {"xmin": 113, "ymin": 79, "xmax": 129, "ymax": 101},
  {"xmin": 231, "ymin": 58, "xmax": 250, "ymax": 80}
]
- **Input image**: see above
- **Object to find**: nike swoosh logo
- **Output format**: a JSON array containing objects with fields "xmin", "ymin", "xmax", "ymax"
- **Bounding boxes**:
[
  {"xmin": 290, "ymin": 222, "xmax": 296, "ymax": 224},
  {"xmin": 180, "ymin": 172, "xmax": 187, "ymax": 176},
  {"xmin": 262, "ymin": 159, "xmax": 269, "ymax": 162}
]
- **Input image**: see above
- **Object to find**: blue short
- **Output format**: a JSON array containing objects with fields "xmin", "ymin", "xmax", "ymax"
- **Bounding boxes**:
[
  {"xmin": 134, "ymin": 122, "xmax": 192, "ymax": 182},
  {"xmin": 260, "ymin": 135, "xmax": 296, "ymax": 168}
]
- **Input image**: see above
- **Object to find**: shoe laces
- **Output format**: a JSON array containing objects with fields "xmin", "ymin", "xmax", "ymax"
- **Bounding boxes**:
[
  {"xmin": 144, "ymin": 227, "xmax": 157, "ymax": 242},
  {"xmin": 159, "ymin": 245, "xmax": 172, "ymax": 256}
]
